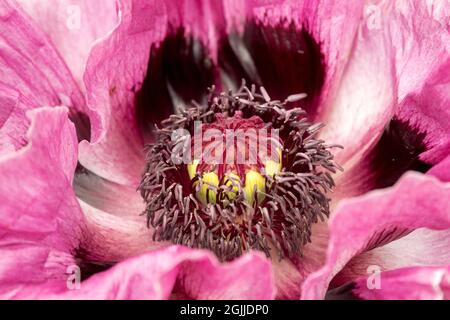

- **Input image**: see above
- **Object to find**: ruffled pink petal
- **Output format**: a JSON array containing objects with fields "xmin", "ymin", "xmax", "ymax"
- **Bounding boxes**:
[
  {"xmin": 301, "ymin": 172, "xmax": 450, "ymax": 299},
  {"xmin": 331, "ymin": 228, "xmax": 450, "ymax": 288},
  {"xmin": 328, "ymin": 1, "xmax": 450, "ymax": 194},
  {"xmin": 325, "ymin": 154, "xmax": 450, "ymax": 288},
  {"xmin": 15, "ymin": 0, "xmax": 119, "ymax": 89},
  {"xmin": 0, "ymin": 107, "xmax": 81, "ymax": 243},
  {"xmin": 397, "ymin": 59, "xmax": 450, "ymax": 164},
  {"xmin": 0, "ymin": 106, "xmax": 168, "ymax": 298},
  {"xmin": 0, "ymin": 246, "xmax": 77, "ymax": 298},
  {"xmin": 0, "ymin": 0, "xmax": 86, "ymax": 153},
  {"xmin": 66, "ymin": 246, "xmax": 274, "ymax": 300},
  {"xmin": 0, "ymin": 107, "xmax": 85, "ymax": 296},
  {"xmin": 391, "ymin": 0, "xmax": 450, "ymax": 102},
  {"xmin": 0, "ymin": 85, "xmax": 27, "ymax": 152},
  {"xmin": 77, "ymin": 199, "xmax": 162, "ymax": 262},
  {"xmin": 390, "ymin": 0, "xmax": 450, "ymax": 164},
  {"xmin": 353, "ymin": 265, "xmax": 450, "ymax": 300},
  {"xmin": 78, "ymin": 0, "xmax": 169, "ymax": 186},
  {"xmin": 4, "ymin": 246, "xmax": 274, "ymax": 300},
  {"xmin": 318, "ymin": 1, "xmax": 396, "ymax": 167}
]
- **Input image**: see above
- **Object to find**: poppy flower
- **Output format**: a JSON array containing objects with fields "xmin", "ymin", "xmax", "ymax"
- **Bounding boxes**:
[{"xmin": 0, "ymin": 0, "xmax": 449, "ymax": 300}]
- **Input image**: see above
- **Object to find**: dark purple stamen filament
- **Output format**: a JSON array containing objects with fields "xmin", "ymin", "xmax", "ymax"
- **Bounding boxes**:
[{"xmin": 139, "ymin": 81, "xmax": 342, "ymax": 261}]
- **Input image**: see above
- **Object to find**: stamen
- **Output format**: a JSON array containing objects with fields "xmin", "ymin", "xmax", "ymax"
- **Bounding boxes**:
[{"xmin": 139, "ymin": 81, "xmax": 342, "ymax": 261}]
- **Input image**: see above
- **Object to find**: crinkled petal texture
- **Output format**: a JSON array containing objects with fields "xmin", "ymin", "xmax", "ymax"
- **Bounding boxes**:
[
  {"xmin": 325, "ymin": 155, "xmax": 450, "ymax": 298},
  {"xmin": 78, "ymin": 0, "xmax": 169, "ymax": 186},
  {"xmin": 63, "ymin": 247, "xmax": 275, "ymax": 300},
  {"xmin": 0, "ymin": 107, "xmax": 84, "ymax": 297},
  {"xmin": 353, "ymin": 265, "xmax": 450, "ymax": 300},
  {"xmin": 301, "ymin": 171, "xmax": 450, "ymax": 300},
  {"xmin": 0, "ymin": 107, "xmax": 275, "ymax": 299},
  {"xmin": 330, "ymin": 0, "xmax": 450, "ymax": 199},
  {"xmin": 390, "ymin": 0, "xmax": 450, "ymax": 164},
  {"xmin": 318, "ymin": 1, "xmax": 396, "ymax": 168},
  {"xmin": 15, "ymin": 0, "xmax": 119, "ymax": 89},
  {"xmin": 0, "ymin": 0, "xmax": 86, "ymax": 153}
]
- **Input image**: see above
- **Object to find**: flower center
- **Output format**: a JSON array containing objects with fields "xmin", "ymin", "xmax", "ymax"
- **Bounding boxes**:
[
  {"xmin": 187, "ymin": 111, "xmax": 282, "ymax": 207},
  {"xmin": 139, "ymin": 81, "xmax": 342, "ymax": 261}
]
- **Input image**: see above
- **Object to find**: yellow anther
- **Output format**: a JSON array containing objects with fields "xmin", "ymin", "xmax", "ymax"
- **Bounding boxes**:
[
  {"xmin": 187, "ymin": 159, "xmax": 200, "ymax": 180},
  {"xmin": 263, "ymin": 148, "xmax": 282, "ymax": 177},
  {"xmin": 223, "ymin": 173, "xmax": 240, "ymax": 201},
  {"xmin": 196, "ymin": 171, "xmax": 219, "ymax": 205},
  {"xmin": 189, "ymin": 160, "xmax": 270, "ymax": 206},
  {"xmin": 264, "ymin": 160, "xmax": 282, "ymax": 177},
  {"xmin": 244, "ymin": 170, "xmax": 266, "ymax": 206}
]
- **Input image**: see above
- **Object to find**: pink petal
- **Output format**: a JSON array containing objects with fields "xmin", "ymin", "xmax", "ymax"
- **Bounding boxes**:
[
  {"xmin": 332, "ymin": 228, "xmax": 450, "ymax": 289},
  {"xmin": 0, "ymin": 106, "xmax": 167, "ymax": 298},
  {"xmin": 327, "ymin": 1, "xmax": 450, "ymax": 188},
  {"xmin": 0, "ymin": 246, "xmax": 77, "ymax": 298},
  {"xmin": 15, "ymin": 0, "xmax": 119, "ymax": 89},
  {"xmin": 301, "ymin": 172, "xmax": 450, "ymax": 299},
  {"xmin": 429, "ymin": 153, "xmax": 450, "ymax": 182},
  {"xmin": 397, "ymin": 59, "xmax": 450, "ymax": 164},
  {"xmin": 0, "ymin": 85, "xmax": 27, "ymax": 152},
  {"xmin": 0, "ymin": 107, "xmax": 85, "ymax": 296},
  {"xmin": 163, "ymin": 0, "xmax": 226, "ymax": 60},
  {"xmin": 66, "ymin": 246, "xmax": 275, "ymax": 300},
  {"xmin": 73, "ymin": 170, "xmax": 145, "ymax": 217},
  {"xmin": 326, "ymin": 154, "xmax": 450, "ymax": 288},
  {"xmin": 353, "ymin": 265, "xmax": 450, "ymax": 300},
  {"xmin": 391, "ymin": 0, "xmax": 450, "ymax": 102},
  {"xmin": 78, "ymin": 0, "xmax": 168, "ymax": 186},
  {"xmin": 0, "ymin": 107, "xmax": 81, "ymax": 241},
  {"xmin": 390, "ymin": 0, "xmax": 450, "ymax": 164},
  {"xmin": 73, "ymin": 164, "xmax": 164, "ymax": 261},
  {"xmin": 5, "ymin": 246, "xmax": 275, "ymax": 300},
  {"xmin": 319, "ymin": 1, "xmax": 396, "ymax": 167},
  {"xmin": 332, "ymin": 118, "xmax": 432, "ymax": 199},
  {"xmin": 77, "ymin": 199, "xmax": 162, "ymax": 262},
  {"xmin": 0, "ymin": 0, "xmax": 86, "ymax": 153}
]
